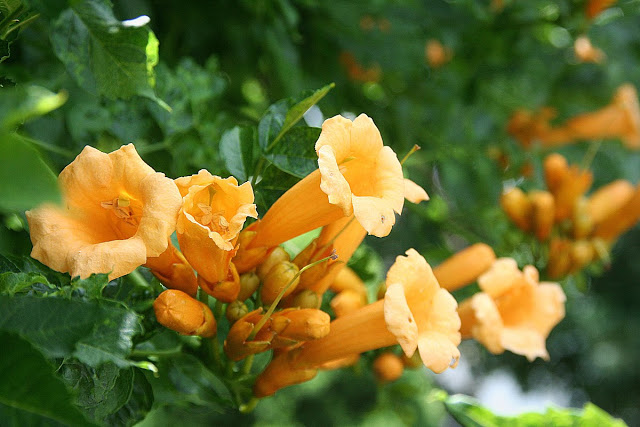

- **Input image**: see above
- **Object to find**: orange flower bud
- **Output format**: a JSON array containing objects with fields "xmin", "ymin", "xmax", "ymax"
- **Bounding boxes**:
[
  {"xmin": 226, "ymin": 300, "xmax": 249, "ymax": 323},
  {"xmin": 261, "ymin": 261, "xmax": 300, "ymax": 305},
  {"xmin": 329, "ymin": 266, "xmax": 368, "ymax": 299},
  {"xmin": 233, "ymin": 221, "xmax": 271, "ymax": 274},
  {"xmin": 586, "ymin": 0, "xmax": 617, "ymax": 19},
  {"xmin": 331, "ymin": 289, "xmax": 366, "ymax": 317},
  {"xmin": 288, "ymin": 289, "xmax": 321, "ymax": 309},
  {"xmin": 501, "ymin": 187, "xmax": 532, "ymax": 231},
  {"xmin": 237, "ymin": 271, "xmax": 260, "ymax": 302},
  {"xmin": 224, "ymin": 309, "xmax": 275, "ymax": 361},
  {"xmin": 529, "ymin": 191, "xmax": 555, "ymax": 241},
  {"xmin": 572, "ymin": 198, "xmax": 594, "ymax": 239},
  {"xmin": 547, "ymin": 238, "xmax": 572, "ymax": 279},
  {"xmin": 153, "ymin": 289, "xmax": 216, "ymax": 337},
  {"xmin": 433, "ymin": 243, "xmax": 496, "ymax": 292},
  {"xmin": 593, "ymin": 184, "xmax": 640, "ymax": 242},
  {"xmin": 273, "ymin": 308, "xmax": 331, "ymax": 342},
  {"xmin": 144, "ymin": 241, "xmax": 198, "ymax": 296},
  {"xmin": 373, "ymin": 353, "xmax": 404, "ymax": 383},
  {"xmin": 198, "ymin": 263, "xmax": 240, "ymax": 303},
  {"xmin": 256, "ymin": 246, "xmax": 290, "ymax": 280},
  {"xmin": 553, "ymin": 166, "xmax": 593, "ymax": 222},
  {"xmin": 253, "ymin": 349, "xmax": 318, "ymax": 398},
  {"xmin": 544, "ymin": 153, "xmax": 569, "ymax": 194},
  {"xmin": 587, "ymin": 180, "xmax": 635, "ymax": 225},
  {"xmin": 425, "ymin": 39, "xmax": 452, "ymax": 68},
  {"xmin": 569, "ymin": 240, "xmax": 595, "ymax": 274}
]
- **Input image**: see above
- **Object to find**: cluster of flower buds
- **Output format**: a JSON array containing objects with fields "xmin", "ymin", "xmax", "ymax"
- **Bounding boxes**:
[
  {"xmin": 508, "ymin": 84, "xmax": 640, "ymax": 150},
  {"xmin": 501, "ymin": 153, "xmax": 640, "ymax": 278}
]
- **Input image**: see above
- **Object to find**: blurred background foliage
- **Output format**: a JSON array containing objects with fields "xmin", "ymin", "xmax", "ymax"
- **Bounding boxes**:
[{"xmin": 1, "ymin": 0, "xmax": 639, "ymax": 425}]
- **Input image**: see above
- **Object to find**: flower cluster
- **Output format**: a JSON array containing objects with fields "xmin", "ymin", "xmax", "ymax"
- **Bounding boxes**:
[
  {"xmin": 508, "ymin": 84, "xmax": 640, "ymax": 150},
  {"xmin": 500, "ymin": 153, "xmax": 640, "ymax": 278},
  {"xmin": 26, "ymin": 113, "xmax": 569, "ymax": 401}
]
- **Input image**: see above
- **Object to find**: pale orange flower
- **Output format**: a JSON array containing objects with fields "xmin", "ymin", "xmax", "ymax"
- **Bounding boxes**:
[
  {"xmin": 174, "ymin": 170, "xmax": 257, "ymax": 300},
  {"xmin": 253, "ymin": 249, "xmax": 461, "ymax": 396},
  {"xmin": 144, "ymin": 240, "xmax": 198, "ymax": 296},
  {"xmin": 404, "ymin": 179, "xmax": 429, "ymax": 204},
  {"xmin": 250, "ymin": 114, "xmax": 404, "ymax": 249},
  {"xmin": 574, "ymin": 35, "xmax": 605, "ymax": 63},
  {"xmin": 458, "ymin": 258, "xmax": 566, "ymax": 361},
  {"xmin": 27, "ymin": 145, "xmax": 182, "ymax": 280}
]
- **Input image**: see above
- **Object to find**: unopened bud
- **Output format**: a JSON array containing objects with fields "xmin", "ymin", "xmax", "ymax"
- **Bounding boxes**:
[
  {"xmin": 226, "ymin": 300, "xmax": 249, "ymax": 323},
  {"xmin": 289, "ymin": 289, "xmax": 321, "ymax": 309},
  {"xmin": 261, "ymin": 261, "xmax": 300, "ymax": 305},
  {"xmin": 529, "ymin": 190, "xmax": 555, "ymax": 241},
  {"xmin": 569, "ymin": 240, "xmax": 595, "ymax": 273},
  {"xmin": 587, "ymin": 180, "xmax": 635, "ymax": 225},
  {"xmin": 237, "ymin": 272, "xmax": 260, "ymax": 301},
  {"xmin": 274, "ymin": 308, "xmax": 331, "ymax": 342},
  {"xmin": 547, "ymin": 238, "xmax": 572, "ymax": 279},
  {"xmin": 292, "ymin": 239, "xmax": 318, "ymax": 269},
  {"xmin": 199, "ymin": 263, "xmax": 240, "ymax": 303},
  {"xmin": 233, "ymin": 223, "xmax": 271, "ymax": 274},
  {"xmin": 572, "ymin": 197, "xmax": 593, "ymax": 240},
  {"xmin": 257, "ymin": 246, "xmax": 290, "ymax": 280},
  {"xmin": 331, "ymin": 290, "xmax": 365, "ymax": 317},
  {"xmin": 153, "ymin": 289, "xmax": 216, "ymax": 337},
  {"xmin": 501, "ymin": 187, "xmax": 532, "ymax": 231},
  {"xmin": 544, "ymin": 153, "xmax": 568, "ymax": 193},
  {"xmin": 373, "ymin": 353, "xmax": 404, "ymax": 383}
]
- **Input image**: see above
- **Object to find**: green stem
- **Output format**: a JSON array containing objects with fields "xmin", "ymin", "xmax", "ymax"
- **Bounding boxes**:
[
  {"xmin": 130, "ymin": 348, "xmax": 183, "ymax": 358},
  {"xmin": 214, "ymin": 300, "xmax": 224, "ymax": 319},
  {"xmin": 129, "ymin": 269, "xmax": 151, "ymax": 289},
  {"xmin": 239, "ymin": 397, "xmax": 259, "ymax": 413},
  {"xmin": 251, "ymin": 157, "xmax": 267, "ymax": 187},
  {"xmin": 242, "ymin": 354, "xmax": 255, "ymax": 375},
  {"xmin": 247, "ymin": 253, "xmax": 337, "ymax": 341},
  {"xmin": 1, "ymin": 13, "xmax": 40, "ymax": 39},
  {"xmin": 21, "ymin": 135, "xmax": 75, "ymax": 158},
  {"xmin": 581, "ymin": 140, "xmax": 602, "ymax": 171},
  {"xmin": 400, "ymin": 144, "xmax": 421, "ymax": 165}
]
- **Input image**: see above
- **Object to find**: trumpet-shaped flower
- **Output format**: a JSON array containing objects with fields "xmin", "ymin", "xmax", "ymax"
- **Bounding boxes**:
[
  {"xmin": 433, "ymin": 243, "xmax": 496, "ymax": 292},
  {"xmin": 144, "ymin": 240, "xmax": 198, "ymax": 296},
  {"xmin": 174, "ymin": 170, "xmax": 257, "ymax": 298},
  {"xmin": 458, "ymin": 258, "xmax": 566, "ymax": 361},
  {"xmin": 253, "ymin": 249, "xmax": 461, "ymax": 396},
  {"xmin": 27, "ymin": 145, "xmax": 182, "ymax": 280},
  {"xmin": 250, "ymin": 114, "xmax": 404, "ymax": 248}
]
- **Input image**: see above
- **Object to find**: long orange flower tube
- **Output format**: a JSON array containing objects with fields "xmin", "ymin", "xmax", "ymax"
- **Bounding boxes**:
[
  {"xmin": 433, "ymin": 243, "xmax": 496, "ymax": 292},
  {"xmin": 249, "ymin": 114, "xmax": 404, "ymax": 249},
  {"xmin": 27, "ymin": 144, "xmax": 182, "ymax": 280},
  {"xmin": 458, "ymin": 258, "xmax": 566, "ymax": 361},
  {"xmin": 254, "ymin": 249, "xmax": 461, "ymax": 396}
]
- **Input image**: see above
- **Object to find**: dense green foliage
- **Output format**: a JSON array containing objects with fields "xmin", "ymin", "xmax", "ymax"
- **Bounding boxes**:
[{"xmin": 1, "ymin": 0, "xmax": 639, "ymax": 425}]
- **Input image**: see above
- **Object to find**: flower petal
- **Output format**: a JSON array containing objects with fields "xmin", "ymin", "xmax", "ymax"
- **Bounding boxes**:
[
  {"xmin": 404, "ymin": 179, "xmax": 429, "ymax": 204},
  {"xmin": 417, "ymin": 331, "xmax": 461, "ymax": 373},
  {"xmin": 500, "ymin": 327, "xmax": 549, "ymax": 361},
  {"xmin": 384, "ymin": 283, "xmax": 418, "ymax": 357}
]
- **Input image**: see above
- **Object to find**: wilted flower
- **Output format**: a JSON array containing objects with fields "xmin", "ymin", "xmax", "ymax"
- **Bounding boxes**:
[
  {"xmin": 27, "ymin": 144, "xmax": 182, "ymax": 280},
  {"xmin": 458, "ymin": 258, "xmax": 566, "ymax": 361}
]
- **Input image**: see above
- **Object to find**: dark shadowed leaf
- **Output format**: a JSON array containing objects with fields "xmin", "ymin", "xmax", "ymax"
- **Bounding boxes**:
[
  {"xmin": 220, "ymin": 125, "xmax": 256, "ymax": 182},
  {"xmin": 0, "ymin": 331, "xmax": 92, "ymax": 426}
]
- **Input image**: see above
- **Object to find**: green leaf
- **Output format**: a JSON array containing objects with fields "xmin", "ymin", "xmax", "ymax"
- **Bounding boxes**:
[
  {"xmin": 258, "ymin": 83, "xmax": 334, "ymax": 152},
  {"xmin": 0, "ymin": 271, "xmax": 55, "ymax": 296},
  {"xmin": 220, "ymin": 125, "xmax": 256, "ymax": 182},
  {"xmin": 265, "ymin": 126, "xmax": 320, "ymax": 178},
  {"xmin": 443, "ymin": 394, "xmax": 627, "ymax": 427},
  {"xmin": 59, "ymin": 361, "xmax": 153, "ymax": 427},
  {"xmin": 50, "ymin": 0, "xmax": 162, "ymax": 103},
  {"xmin": 0, "ymin": 85, "xmax": 67, "ymax": 130},
  {"xmin": 0, "ymin": 39, "xmax": 9, "ymax": 63},
  {"xmin": 0, "ymin": 331, "xmax": 92, "ymax": 426},
  {"xmin": 0, "ymin": 133, "xmax": 61, "ymax": 212},
  {"xmin": 146, "ymin": 353, "xmax": 233, "ymax": 411},
  {"xmin": 0, "ymin": 294, "xmax": 142, "ymax": 367}
]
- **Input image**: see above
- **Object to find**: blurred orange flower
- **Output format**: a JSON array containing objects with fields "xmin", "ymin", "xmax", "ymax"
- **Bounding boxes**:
[
  {"xmin": 458, "ymin": 258, "xmax": 566, "ymax": 361},
  {"xmin": 27, "ymin": 144, "xmax": 182, "ymax": 280}
]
